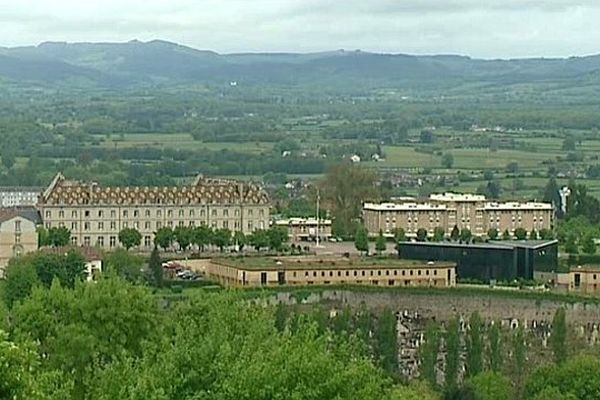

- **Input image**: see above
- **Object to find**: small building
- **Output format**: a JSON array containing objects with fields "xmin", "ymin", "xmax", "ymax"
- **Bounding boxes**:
[
  {"xmin": 274, "ymin": 217, "xmax": 332, "ymax": 242},
  {"xmin": 0, "ymin": 207, "xmax": 40, "ymax": 275},
  {"xmin": 397, "ymin": 240, "xmax": 558, "ymax": 282},
  {"xmin": 205, "ymin": 256, "xmax": 456, "ymax": 288},
  {"xmin": 556, "ymin": 266, "xmax": 600, "ymax": 294}
]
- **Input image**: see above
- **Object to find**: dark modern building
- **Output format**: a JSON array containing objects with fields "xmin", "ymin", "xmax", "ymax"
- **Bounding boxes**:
[{"xmin": 397, "ymin": 240, "xmax": 558, "ymax": 282}]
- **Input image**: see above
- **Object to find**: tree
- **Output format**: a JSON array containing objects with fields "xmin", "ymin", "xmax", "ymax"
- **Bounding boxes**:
[
  {"xmin": 444, "ymin": 317, "xmax": 460, "ymax": 392},
  {"xmin": 539, "ymin": 229, "xmax": 555, "ymax": 240},
  {"xmin": 450, "ymin": 225, "xmax": 460, "ymax": 241},
  {"xmin": 562, "ymin": 136, "xmax": 576, "ymax": 151},
  {"xmin": 460, "ymin": 228, "xmax": 473, "ymax": 243},
  {"xmin": 249, "ymin": 229, "xmax": 269, "ymax": 251},
  {"xmin": 374, "ymin": 307, "xmax": 398, "ymax": 376},
  {"xmin": 118, "ymin": 228, "xmax": 142, "ymax": 250},
  {"xmin": 419, "ymin": 321, "xmax": 440, "ymax": 388},
  {"xmin": 416, "ymin": 228, "xmax": 428, "ymax": 242},
  {"xmin": 525, "ymin": 356, "xmax": 600, "ymax": 400},
  {"xmin": 1, "ymin": 151, "xmax": 16, "ymax": 170},
  {"xmin": 104, "ymin": 248, "xmax": 144, "ymax": 283},
  {"xmin": 442, "ymin": 153, "xmax": 454, "ymax": 168},
  {"xmin": 505, "ymin": 161, "xmax": 519, "ymax": 174},
  {"xmin": 148, "ymin": 246, "xmax": 163, "ymax": 288},
  {"xmin": 192, "ymin": 225, "xmax": 212, "ymax": 251},
  {"xmin": 581, "ymin": 233, "xmax": 596, "ymax": 255},
  {"xmin": 37, "ymin": 226, "xmax": 49, "ymax": 248},
  {"xmin": 47, "ymin": 226, "xmax": 71, "ymax": 247},
  {"xmin": 320, "ymin": 163, "xmax": 379, "ymax": 236},
  {"xmin": 488, "ymin": 322, "xmax": 503, "ymax": 373},
  {"xmin": 487, "ymin": 228, "xmax": 499, "ymax": 240},
  {"xmin": 174, "ymin": 226, "xmax": 194, "ymax": 251},
  {"xmin": 513, "ymin": 228, "xmax": 527, "ymax": 240},
  {"xmin": 375, "ymin": 230, "xmax": 387, "ymax": 255},
  {"xmin": 502, "ymin": 229, "xmax": 511, "ymax": 240},
  {"xmin": 212, "ymin": 228, "xmax": 232, "ymax": 252},
  {"xmin": 466, "ymin": 312, "xmax": 483, "ymax": 378},
  {"xmin": 234, "ymin": 231, "xmax": 247, "ymax": 251},
  {"xmin": 2, "ymin": 260, "xmax": 40, "ymax": 308},
  {"xmin": 154, "ymin": 227, "xmax": 174, "ymax": 250},
  {"xmin": 420, "ymin": 130, "xmax": 435, "ymax": 143},
  {"xmin": 529, "ymin": 229, "xmax": 539, "ymax": 240},
  {"xmin": 11, "ymin": 277, "xmax": 160, "ymax": 398},
  {"xmin": 464, "ymin": 372, "xmax": 513, "ymax": 400},
  {"xmin": 355, "ymin": 227, "xmax": 369, "ymax": 255},
  {"xmin": 512, "ymin": 325, "xmax": 527, "ymax": 396},
  {"xmin": 432, "ymin": 227, "xmax": 445, "ymax": 242},
  {"xmin": 564, "ymin": 234, "xmax": 579, "ymax": 254},
  {"xmin": 267, "ymin": 226, "xmax": 288, "ymax": 252},
  {"xmin": 550, "ymin": 308, "xmax": 567, "ymax": 365}
]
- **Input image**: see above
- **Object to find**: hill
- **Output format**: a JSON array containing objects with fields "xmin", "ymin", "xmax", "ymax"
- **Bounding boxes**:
[{"xmin": 1, "ymin": 40, "xmax": 600, "ymax": 92}]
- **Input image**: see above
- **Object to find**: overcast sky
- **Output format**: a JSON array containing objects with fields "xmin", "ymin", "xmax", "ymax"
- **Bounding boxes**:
[{"xmin": 1, "ymin": 0, "xmax": 599, "ymax": 58}]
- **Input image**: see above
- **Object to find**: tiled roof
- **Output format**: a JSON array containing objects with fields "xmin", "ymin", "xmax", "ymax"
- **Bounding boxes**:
[
  {"xmin": 40, "ymin": 173, "xmax": 269, "ymax": 206},
  {"xmin": 0, "ymin": 207, "xmax": 41, "ymax": 224}
]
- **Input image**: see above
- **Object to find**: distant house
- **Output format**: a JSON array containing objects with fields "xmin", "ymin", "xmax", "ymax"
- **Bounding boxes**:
[
  {"xmin": 0, "ymin": 187, "xmax": 42, "ymax": 207},
  {"xmin": 274, "ymin": 217, "xmax": 333, "ymax": 242},
  {"xmin": 0, "ymin": 207, "xmax": 40, "ymax": 275}
]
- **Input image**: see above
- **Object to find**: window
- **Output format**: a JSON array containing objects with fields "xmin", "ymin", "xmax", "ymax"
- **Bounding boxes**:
[
  {"xmin": 189, "ymin": 210, "xmax": 195, "ymax": 217},
  {"xmin": 200, "ymin": 209, "xmax": 205, "ymax": 217},
  {"xmin": 72, "ymin": 222, "xmax": 78, "ymax": 230},
  {"xmin": 15, "ymin": 233, "xmax": 21, "ymax": 244},
  {"xmin": 110, "ymin": 210, "xmax": 116, "ymax": 218},
  {"xmin": 157, "ymin": 210, "xmax": 162, "ymax": 217},
  {"xmin": 223, "ymin": 209, "xmax": 229, "ymax": 217},
  {"xmin": 85, "ymin": 210, "xmax": 90, "ymax": 217},
  {"xmin": 145, "ymin": 221, "xmax": 151, "ymax": 230},
  {"xmin": 84, "ymin": 236, "xmax": 90, "ymax": 246},
  {"xmin": 248, "ymin": 221, "xmax": 254, "ymax": 231},
  {"xmin": 212, "ymin": 209, "xmax": 217, "ymax": 217},
  {"xmin": 259, "ymin": 209, "xmax": 264, "ymax": 217},
  {"xmin": 167, "ymin": 210, "xmax": 173, "ymax": 217},
  {"xmin": 97, "ymin": 236, "xmax": 104, "ymax": 247},
  {"xmin": 14, "ymin": 220, "xmax": 21, "ymax": 232},
  {"xmin": 123, "ymin": 210, "xmax": 128, "ymax": 218},
  {"xmin": 234, "ymin": 209, "xmax": 240, "ymax": 217},
  {"xmin": 179, "ymin": 210, "xmax": 184, "ymax": 217},
  {"xmin": 123, "ymin": 222, "xmax": 128, "ymax": 228},
  {"xmin": 98, "ymin": 210, "xmax": 104, "ymax": 218},
  {"xmin": 145, "ymin": 210, "xmax": 151, "ymax": 217},
  {"xmin": 72, "ymin": 210, "xmax": 77, "ymax": 218},
  {"xmin": 71, "ymin": 237, "xmax": 78, "ymax": 245},
  {"xmin": 59, "ymin": 210, "xmax": 64, "ymax": 218},
  {"xmin": 97, "ymin": 222, "xmax": 103, "ymax": 230},
  {"xmin": 223, "ymin": 221, "xmax": 228, "ymax": 229},
  {"xmin": 156, "ymin": 221, "xmax": 162, "ymax": 229},
  {"xmin": 110, "ymin": 221, "xmax": 116, "ymax": 230},
  {"xmin": 178, "ymin": 221, "xmax": 184, "ymax": 227},
  {"xmin": 144, "ymin": 236, "xmax": 151, "ymax": 247},
  {"xmin": 248, "ymin": 209, "xmax": 254, "ymax": 217},
  {"xmin": 109, "ymin": 236, "xmax": 116, "ymax": 247}
]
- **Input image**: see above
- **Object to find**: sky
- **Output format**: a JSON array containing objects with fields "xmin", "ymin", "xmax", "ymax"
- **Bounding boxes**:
[{"xmin": 1, "ymin": 0, "xmax": 599, "ymax": 59}]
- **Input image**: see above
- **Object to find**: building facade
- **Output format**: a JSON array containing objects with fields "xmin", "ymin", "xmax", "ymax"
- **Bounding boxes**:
[
  {"xmin": 397, "ymin": 240, "xmax": 558, "ymax": 282},
  {"xmin": 38, "ymin": 174, "xmax": 270, "ymax": 250},
  {"xmin": 364, "ymin": 192, "xmax": 553, "ymax": 238},
  {"xmin": 205, "ymin": 256, "xmax": 456, "ymax": 288},
  {"xmin": 0, "ymin": 187, "xmax": 43, "ymax": 207},
  {"xmin": 0, "ymin": 207, "xmax": 40, "ymax": 274},
  {"xmin": 274, "ymin": 217, "xmax": 333, "ymax": 242}
]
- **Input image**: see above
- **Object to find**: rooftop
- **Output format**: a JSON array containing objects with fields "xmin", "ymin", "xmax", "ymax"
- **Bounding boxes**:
[
  {"xmin": 212, "ymin": 256, "xmax": 454, "ymax": 271},
  {"xmin": 40, "ymin": 173, "xmax": 269, "ymax": 206},
  {"xmin": 399, "ymin": 239, "xmax": 558, "ymax": 250},
  {"xmin": 429, "ymin": 192, "xmax": 486, "ymax": 202},
  {"xmin": 275, "ymin": 217, "xmax": 332, "ymax": 225},
  {"xmin": 0, "ymin": 206, "xmax": 41, "ymax": 224},
  {"xmin": 363, "ymin": 202, "xmax": 447, "ymax": 211}
]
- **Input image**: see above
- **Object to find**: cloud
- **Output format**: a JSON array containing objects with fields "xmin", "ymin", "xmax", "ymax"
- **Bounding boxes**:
[{"xmin": 0, "ymin": 0, "xmax": 598, "ymax": 58}]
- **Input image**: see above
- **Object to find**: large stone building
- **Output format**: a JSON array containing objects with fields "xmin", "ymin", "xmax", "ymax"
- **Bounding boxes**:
[
  {"xmin": 38, "ymin": 173, "xmax": 270, "ymax": 250},
  {"xmin": 0, "ymin": 187, "xmax": 43, "ymax": 207},
  {"xmin": 364, "ymin": 192, "xmax": 553, "ymax": 238},
  {"xmin": 0, "ymin": 207, "xmax": 40, "ymax": 274},
  {"xmin": 205, "ymin": 256, "xmax": 456, "ymax": 288}
]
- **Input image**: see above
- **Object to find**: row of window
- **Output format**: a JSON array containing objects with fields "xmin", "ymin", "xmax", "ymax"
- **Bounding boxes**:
[
  {"xmin": 44, "ymin": 208, "xmax": 266, "ymax": 219},
  {"xmin": 47, "ymin": 219, "xmax": 267, "ymax": 231},
  {"xmin": 71, "ymin": 235, "xmax": 153, "ymax": 248},
  {"xmin": 290, "ymin": 268, "xmax": 442, "ymax": 279}
]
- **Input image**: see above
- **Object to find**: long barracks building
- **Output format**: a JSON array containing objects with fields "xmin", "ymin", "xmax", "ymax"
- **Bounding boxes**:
[
  {"xmin": 364, "ymin": 192, "xmax": 553, "ymax": 238},
  {"xmin": 38, "ymin": 174, "xmax": 270, "ymax": 250}
]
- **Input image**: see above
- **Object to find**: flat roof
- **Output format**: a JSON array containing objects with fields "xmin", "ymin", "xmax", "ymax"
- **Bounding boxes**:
[
  {"xmin": 363, "ymin": 202, "xmax": 447, "ymax": 211},
  {"xmin": 212, "ymin": 256, "xmax": 455, "ymax": 271},
  {"xmin": 399, "ymin": 239, "xmax": 558, "ymax": 251}
]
